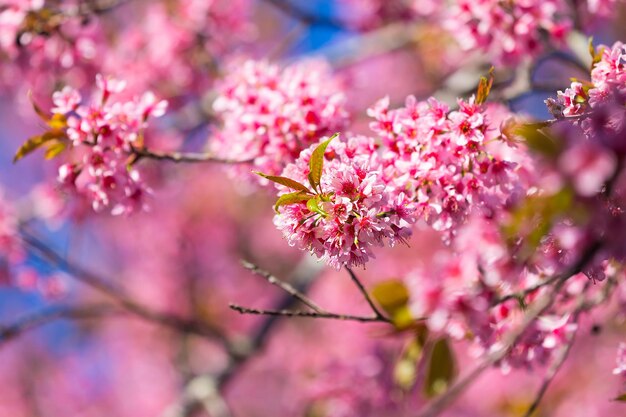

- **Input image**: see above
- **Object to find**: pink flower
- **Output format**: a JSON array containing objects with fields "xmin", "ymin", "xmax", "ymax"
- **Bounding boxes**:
[
  {"xmin": 272, "ymin": 136, "xmax": 415, "ymax": 269},
  {"xmin": 52, "ymin": 86, "xmax": 82, "ymax": 114},
  {"xmin": 367, "ymin": 95, "xmax": 522, "ymax": 234},
  {"xmin": 446, "ymin": 0, "xmax": 572, "ymax": 65},
  {"xmin": 613, "ymin": 343, "xmax": 626, "ymax": 377},
  {"xmin": 48, "ymin": 75, "xmax": 166, "ymax": 215},
  {"xmin": 211, "ymin": 59, "xmax": 349, "ymax": 185}
]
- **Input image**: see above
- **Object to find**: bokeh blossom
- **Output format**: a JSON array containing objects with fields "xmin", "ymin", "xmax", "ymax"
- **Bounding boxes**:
[{"xmin": 212, "ymin": 60, "xmax": 349, "ymax": 185}]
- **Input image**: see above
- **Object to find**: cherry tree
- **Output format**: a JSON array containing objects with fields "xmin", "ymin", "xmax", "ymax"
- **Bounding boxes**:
[{"xmin": 1, "ymin": 1, "xmax": 626, "ymax": 417}]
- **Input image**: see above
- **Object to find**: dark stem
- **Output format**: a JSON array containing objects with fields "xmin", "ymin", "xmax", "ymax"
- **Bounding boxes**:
[
  {"xmin": 241, "ymin": 260, "xmax": 325, "ymax": 313},
  {"xmin": 0, "ymin": 304, "xmax": 116, "ymax": 343},
  {"xmin": 20, "ymin": 231, "xmax": 228, "ymax": 343},
  {"xmin": 132, "ymin": 147, "xmax": 253, "ymax": 164},
  {"xmin": 229, "ymin": 304, "xmax": 385, "ymax": 323},
  {"xmin": 345, "ymin": 266, "xmax": 389, "ymax": 322}
]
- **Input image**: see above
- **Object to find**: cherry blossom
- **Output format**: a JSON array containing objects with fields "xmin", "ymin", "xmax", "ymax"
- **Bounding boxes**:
[{"xmin": 211, "ymin": 60, "xmax": 349, "ymax": 185}]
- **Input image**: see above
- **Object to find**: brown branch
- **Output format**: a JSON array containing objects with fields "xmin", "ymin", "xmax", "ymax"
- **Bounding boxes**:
[
  {"xmin": 493, "ymin": 275, "xmax": 562, "ymax": 306},
  {"xmin": 345, "ymin": 266, "xmax": 389, "ymax": 321},
  {"xmin": 0, "ymin": 304, "xmax": 116, "ymax": 343},
  {"xmin": 416, "ymin": 280, "xmax": 565, "ymax": 417},
  {"xmin": 230, "ymin": 262, "xmax": 390, "ymax": 325},
  {"xmin": 229, "ymin": 304, "xmax": 385, "ymax": 323},
  {"xmin": 522, "ymin": 314, "xmax": 580, "ymax": 417},
  {"xmin": 20, "ymin": 231, "xmax": 229, "ymax": 344},
  {"xmin": 241, "ymin": 260, "xmax": 325, "ymax": 313},
  {"xmin": 520, "ymin": 273, "xmax": 618, "ymax": 417},
  {"xmin": 163, "ymin": 257, "xmax": 325, "ymax": 417},
  {"xmin": 415, "ymin": 237, "xmax": 603, "ymax": 417},
  {"xmin": 132, "ymin": 147, "xmax": 253, "ymax": 165}
]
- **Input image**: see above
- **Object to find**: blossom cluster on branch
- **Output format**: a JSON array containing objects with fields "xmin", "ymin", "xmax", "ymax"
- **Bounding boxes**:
[
  {"xmin": 3, "ymin": 2, "xmax": 626, "ymax": 417},
  {"xmin": 23, "ymin": 75, "xmax": 167, "ymax": 215}
]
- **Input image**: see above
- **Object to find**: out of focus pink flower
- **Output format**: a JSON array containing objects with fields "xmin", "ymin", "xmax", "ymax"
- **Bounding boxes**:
[
  {"xmin": 212, "ymin": 59, "xmax": 349, "ymax": 185},
  {"xmin": 614, "ymin": 343, "xmax": 626, "ymax": 377},
  {"xmin": 446, "ymin": 0, "xmax": 571, "ymax": 65}
]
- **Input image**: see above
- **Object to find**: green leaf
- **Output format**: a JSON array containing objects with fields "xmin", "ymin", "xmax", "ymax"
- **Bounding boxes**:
[
  {"xmin": 372, "ymin": 280, "xmax": 413, "ymax": 330},
  {"xmin": 513, "ymin": 122, "xmax": 561, "ymax": 158},
  {"xmin": 475, "ymin": 67, "xmax": 495, "ymax": 105},
  {"xmin": 589, "ymin": 37, "xmax": 605, "ymax": 70},
  {"xmin": 613, "ymin": 393, "xmax": 626, "ymax": 402},
  {"xmin": 501, "ymin": 187, "xmax": 580, "ymax": 261},
  {"xmin": 393, "ymin": 324, "xmax": 430, "ymax": 391},
  {"xmin": 274, "ymin": 192, "xmax": 312, "ymax": 213},
  {"xmin": 255, "ymin": 172, "xmax": 312, "ymax": 193},
  {"xmin": 372, "ymin": 280, "xmax": 409, "ymax": 311},
  {"xmin": 47, "ymin": 113, "xmax": 67, "ymax": 130},
  {"xmin": 13, "ymin": 130, "xmax": 65, "ymax": 163},
  {"xmin": 306, "ymin": 196, "xmax": 328, "ymax": 217},
  {"xmin": 44, "ymin": 141, "xmax": 67, "ymax": 159},
  {"xmin": 308, "ymin": 133, "xmax": 339, "ymax": 192},
  {"xmin": 423, "ymin": 338, "xmax": 457, "ymax": 398}
]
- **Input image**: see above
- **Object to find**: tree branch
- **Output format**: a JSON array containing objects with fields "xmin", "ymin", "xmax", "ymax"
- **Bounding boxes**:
[
  {"xmin": 345, "ymin": 266, "xmax": 389, "ymax": 321},
  {"xmin": 415, "ymin": 237, "xmax": 603, "ymax": 417},
  {"xmin": 132, "ymin": 147, "xmax": 253, "ymax": 165},
  {"xmin": 20, "ymin": 231, "xmax": 229, "ymax": 344},
  {"xmin": 230, "ymin": 262, "xmax": 390, "ymax": 325},
  {"xmin": 241, "ymin": 260, "xmax": 325, "ymax": 313},
  {"xmin": 0, "ymin": 304, "xmax": 116, "ymax": 343},
  {"xmin": 229, "ymin": 304, "xmax": 385, "ymax": 323},
  {"xmin": 522, "ymin": 316, "xmax": 579, "ymax": 417},
  {"xmin": 162, "ymin": 256, "xmax": 325, "ymax": 417}
]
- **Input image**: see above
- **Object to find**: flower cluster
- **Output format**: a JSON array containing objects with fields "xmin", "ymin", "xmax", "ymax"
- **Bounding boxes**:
[
  {"xmin": 446, "ymin": 0, "xmax": 571, "ymax": 65},
  {"xmin": 102, "ymin": 0, "xmax": 253, "ymax": 94},
  {"xmin": 50, "ymin": 75, "xmax": 167, "ymax": 215},
  {"xmin": 544, "ymin": 42, "xmax": 626, "ymax": 230},
  {"xmin": 336, "ymin": 0, "xmax": 442, "ymax": 29},
  {"xmin": 401, "ymin": 212, "xmax": 595, "ymax": 370},
  {"xmin": 267, "ymin": 80, "xmax": 528, "ymax": 268},
  {"xmin": 367, "ymin": 95, "xmax": 524, "ymax": 234},
  {"xmin": 0, "ymin": 0, "xmax": 45, "ymax": 57},
  {"xmin": 0, "ymin": 0, "xmax": 103, "ymax": 89},
  {"xmin": 271, "ymin": 135, "xmax": 416, "ymax": 269},
  {"xmin": 547, "ymin": 42, "xmax": 626, "ymax": 123},
  {"xmin": 212, "ymin": 60, "xmax": 349, "ymax": 185}
]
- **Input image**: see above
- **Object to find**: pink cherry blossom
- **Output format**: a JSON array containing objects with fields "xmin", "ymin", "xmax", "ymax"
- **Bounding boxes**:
[
  {"xmin": 212, "ymin": 59, "xmax": 349, "ymax": 185},
  {"xmin": 48, "ymin": 75, "xmax": 166, "ymax": 215},
  {"xmin": 446, "ymin": 0, "xmax": 571, "ymax": 65}
]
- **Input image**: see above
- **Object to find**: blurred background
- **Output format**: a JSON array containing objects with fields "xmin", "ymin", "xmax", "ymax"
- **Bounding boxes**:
[{"xmin": 0, "ymin": 1, "xmax": 625, "ymax": 416}]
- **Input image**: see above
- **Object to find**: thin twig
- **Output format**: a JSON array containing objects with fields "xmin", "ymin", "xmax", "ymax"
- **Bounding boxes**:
[
  {"xmin": 345, "ymin": 266, "xmax": 389, "ymax": 321},
  {"xmin": 231, "ymin": 263, "xmax": 390, "ymax": 324},
  {"xmin": 493, "ymin": 275, "xmax": 562, "ymax": 306},
  {"xmin": 20, "ymin": 231, "xmax": 228, "ymax": 343},
  {"xmin": 415, "ymin": 237, "xmax": 603, "ymax": 417},
  {"xmin": 241, "ymin": 260, "xmax": 325, "ymax": 313},
  {"xmin": 162, "ymin": 257, "xmax": 325, "ymax": 417},
  {"xmin": 132, "ymin": 147, "xmax": 253, "ymax": 164},
  {"xmin": 229, "ymin": 304, "xmax": 385, "ymax": 323},
  {"xmin": 0, "ymin": 304, "xmax": 116, "ymax": 343},
  {"xmin": 523, "ymin": 279, "xmax": 595, "ymax": 417},
  {"xmin": 522, "ymin": 316, "xmax": 580, "ymax": 417}
]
